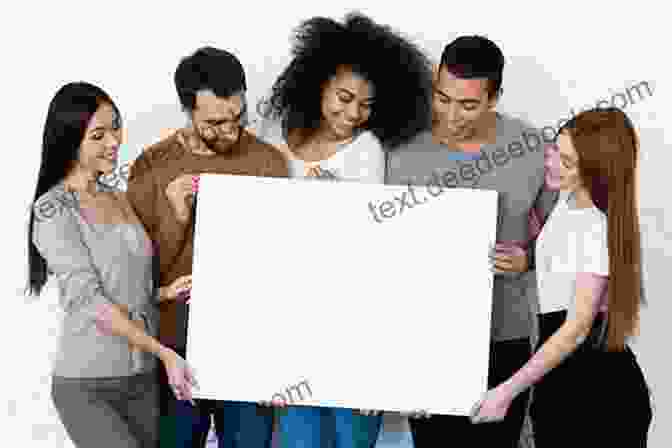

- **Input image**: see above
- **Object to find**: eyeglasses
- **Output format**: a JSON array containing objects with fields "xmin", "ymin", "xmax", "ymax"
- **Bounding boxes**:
[{"xmin": 200, "ymin": 106, "xmax": 248, "ymax": 135}]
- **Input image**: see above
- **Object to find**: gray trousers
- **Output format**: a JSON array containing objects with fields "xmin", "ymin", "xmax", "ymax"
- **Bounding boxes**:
[{"xmin": 51, "ymin": 371, "xmax": 160, "ymax": 448}]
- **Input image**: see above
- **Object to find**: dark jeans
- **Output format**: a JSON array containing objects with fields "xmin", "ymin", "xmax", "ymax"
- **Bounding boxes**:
[
  {"xmin": 409, "ymin": 338, "xmax": 532, "ymax": 448},
  {"xmin": 278, "ymin": 406, "xmax": 382, "ymax": 448},
  {"xmin": 530, "ymin": 311, "xmax": 652, "ymax": 447},
  {"xmin": 159, "ymin": 346, "xmax": 273, "ymax": 448}
]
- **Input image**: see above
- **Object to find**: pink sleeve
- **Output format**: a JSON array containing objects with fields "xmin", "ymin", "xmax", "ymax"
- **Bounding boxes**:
[{"xmin": 575, "ymin": 272, "xmax": 609, "ymax": 313}]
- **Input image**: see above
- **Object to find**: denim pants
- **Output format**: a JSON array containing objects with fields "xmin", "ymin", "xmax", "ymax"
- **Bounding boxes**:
[
  {"xmin": 159, "ymin": 346, "xmax": 274, "ymax": 448},
  {"xmin": 278, "ymin": 406, "xmax": 382, "ymax": 448}
]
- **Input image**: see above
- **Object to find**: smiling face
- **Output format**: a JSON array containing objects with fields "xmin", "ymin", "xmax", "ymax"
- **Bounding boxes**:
[
  {"xmin": 555, "ymin": 131, "xmax": 583, "ymax": 192},
  {"xmin": 76, "ymin": 102, "xmax": 122, "ymax": 176},
  {"xmin": 319, "ymin": 66, "xmax": 375, "ymax": 140},
  {"xmin": 432, "ymin": 66, "xmax": 498, "ymax": 141},
  {"xmin": 191, "ymin": 89, "xmax": 246, "ymax": 154}
]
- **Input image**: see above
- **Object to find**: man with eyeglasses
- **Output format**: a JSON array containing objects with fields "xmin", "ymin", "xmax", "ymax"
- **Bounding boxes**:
[{"xmin": 126, "ymin": 46, "xmax": 288, "ymax": 448}]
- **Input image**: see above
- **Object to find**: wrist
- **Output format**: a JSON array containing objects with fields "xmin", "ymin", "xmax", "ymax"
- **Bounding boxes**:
[
  {"xmin": 169, "ymin": 202, "xmax": 190, "ymax": 223},
  {"xmin": 499, "ymin": 378, "xmax": 524, "ymax": 399},
  {"xmin": 174, "ymin": 208, "xmax": 190, "ymax": 224},
  {"xmin": 158, "ymin": 346, "xmax": 175, "ymax": 363}
]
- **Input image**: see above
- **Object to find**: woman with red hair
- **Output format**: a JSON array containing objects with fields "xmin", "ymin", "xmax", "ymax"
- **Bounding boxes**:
[{"xmin": 470, "ymin": 107, "xmax": 653, "ymax": 446}]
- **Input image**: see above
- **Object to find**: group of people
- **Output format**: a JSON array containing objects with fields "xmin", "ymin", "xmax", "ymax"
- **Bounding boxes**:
[{"xmin": 25, "ymin": 11, "xmax": 653, "ymax": 448}]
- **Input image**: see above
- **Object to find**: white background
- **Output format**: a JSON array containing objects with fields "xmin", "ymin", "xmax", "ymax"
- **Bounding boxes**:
[{"xmin": 2, "ymin": 1, "xmax": 669, "ymax": 446}]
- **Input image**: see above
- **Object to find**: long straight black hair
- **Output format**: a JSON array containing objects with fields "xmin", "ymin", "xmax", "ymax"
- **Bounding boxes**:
[{"xmin": 25, "ymin": 82, "xmax": 121, "ymax": 297}]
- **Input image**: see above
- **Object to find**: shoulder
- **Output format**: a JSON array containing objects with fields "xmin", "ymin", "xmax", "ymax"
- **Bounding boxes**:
[
  {"xmin": 131, "ymin": 132, "xmax": 186, "ymax": 179},
  {"xmin": 243, "ymin": 129, "xmax": 286, "ymax": 158},
  {"xmin": 386, "ymin": 130, "xmax": 434, "ymax": 164},
  {"xmin": 355, "ymin": 130, "xmax": 384, "ymax": 150},
  {"xmin": 247, "ymin": 118, "xmax": 284, "ymax": 144},
  {"xmin": 571, "ymin": 206, "xmax": 608, "ymax": 253},
  {"xmin": 496, "ymin": 113, "xmax": 548, "ymax": 167},
  {"xmin": 575, "ymin": 207, "xmax": 609, "ymax": 274},
  {"xmin": 586, "ymin": 207, "xmax": 608, "ymax": 236},
  {"xmin": 497, "ymin": 112, "xmax": 546, "ymax": 145},
  {"xmin": 511, "ymin": 112, "xmax": 556, "ymax": 145},
  {"xmin": 241, "ymin": 129, "xmax": 291, "ymax": 176},
  {"xmin": 498, "ymin": 112, "xmax": 536, "ymax": 133},
  {"xmin": 32, "ymin": 184, "xmax": 77, "ymax": 226}
]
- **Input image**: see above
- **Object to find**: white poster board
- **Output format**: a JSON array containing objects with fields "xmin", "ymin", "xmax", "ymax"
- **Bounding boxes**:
[{"xmin": 187, "ymin": 174, "xmax": 497, "ymax": 416}]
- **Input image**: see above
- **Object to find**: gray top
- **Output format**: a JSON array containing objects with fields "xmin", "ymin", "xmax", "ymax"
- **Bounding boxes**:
[
  {"xmin": 32, "ymin": 181, "xmax": 159, "ymax": 377},
  {"xmin": 385, "ymin": 112, "xmax": 558, "ymax": 341}
]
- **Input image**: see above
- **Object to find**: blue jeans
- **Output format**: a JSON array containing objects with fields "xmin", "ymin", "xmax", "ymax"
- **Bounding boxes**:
[
  {"xmin": 159, "ymin": 347, "xmax": 273, "ymax": 448},
  {"xmin": 278, "ymin": 406, "xmax": 382, "ymax": 448}
]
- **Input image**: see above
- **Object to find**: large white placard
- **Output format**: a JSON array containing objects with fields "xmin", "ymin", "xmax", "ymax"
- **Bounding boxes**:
[{"xmin": 187, "ymin": 174, "xmax": 497, "ymax": 416}]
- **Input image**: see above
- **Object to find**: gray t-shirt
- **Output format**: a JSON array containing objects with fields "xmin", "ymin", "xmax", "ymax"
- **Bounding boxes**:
[
  {"xmin": 385, "ymin": 112, "xmax": 558, "ymax": 341},
  {"xmin": 32, "ymin": 181, "xmax": 159, "ymax": 377}
]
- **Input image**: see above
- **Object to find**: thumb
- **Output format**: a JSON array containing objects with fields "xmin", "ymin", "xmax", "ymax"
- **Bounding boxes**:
[
  {"xmin": 186, "ymin": 365, "xmax": 199, "ymax": 389},
  {"xmin": 469, "ymin": 395, "xmax": 485, "ymax": 418}
]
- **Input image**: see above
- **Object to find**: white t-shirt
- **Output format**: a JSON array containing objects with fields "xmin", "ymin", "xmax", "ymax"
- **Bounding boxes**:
[
  {"xmin": 251, "ymin": 119, "xmax": 385, "ymax": 183},
  {"xmin": 535, "ymin": 190, "xmax": 609, "ymax": 315}
]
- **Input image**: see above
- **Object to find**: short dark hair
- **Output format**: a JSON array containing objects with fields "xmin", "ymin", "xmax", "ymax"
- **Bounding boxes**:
[
  {"xmin": 439, "ymin": 35, "xmax": 505, "ymax": 99},
  {"xmin": 261, "ymin": 12, "xmax": 433, "ymax": 150},
  {"xmin": 174, "ymin": 47, "xmax": 246, "ymax": 111}
]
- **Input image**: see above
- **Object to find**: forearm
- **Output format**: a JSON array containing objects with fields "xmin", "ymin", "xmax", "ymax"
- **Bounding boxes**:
[
  {"xmin": 155, "ymin": 286, "xmax": 176, "ymax": 303},
  {"xmin": 96, "ymin": 303, "xmax": 170, "ymax": 361},
  {"xmin": 127, "ymin": 163, "xmax": 192, "ymax": 275},
  {"xmin": 503, "ymin": 273, "xmax": 609, "ymax": 395},
  {"xmin": 157, "ymin": 286, "xmax": 167, "ymax": 303},
  {"xmin": 156, "ymin": 206, "xmax": 193, "ymax": 276},
  {"xmin": 499, "ymin": 322, "xmax": 587, "ymax": 398}
]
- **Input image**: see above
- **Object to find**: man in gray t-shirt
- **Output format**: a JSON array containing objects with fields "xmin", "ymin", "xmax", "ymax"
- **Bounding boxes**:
[{"xmin": 384, "ymin": 36, "xmax": 558, "ymax": 447}]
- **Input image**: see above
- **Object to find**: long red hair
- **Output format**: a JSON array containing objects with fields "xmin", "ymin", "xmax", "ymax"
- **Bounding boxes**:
[{"xmin": 558, "ymin": 107, "xmax": 642, "ymax": 351}]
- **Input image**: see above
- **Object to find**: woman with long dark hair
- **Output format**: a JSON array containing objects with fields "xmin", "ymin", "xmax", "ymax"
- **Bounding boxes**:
[
  {"xmin": 254, "ymin": 11, "xmax": 433, "ymax": 448},
  {"xmin": 26, "ymin": 82, "xmax": 197, "ymax": 448},
  {"xmin": 469, "ymin": 107, "xmax": 653, "ymax": 446}
]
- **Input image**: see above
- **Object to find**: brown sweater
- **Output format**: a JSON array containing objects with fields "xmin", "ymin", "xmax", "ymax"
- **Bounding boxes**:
[{"xmin": 126, "ymin": 128, "xmax": 289, "ymax": 348}]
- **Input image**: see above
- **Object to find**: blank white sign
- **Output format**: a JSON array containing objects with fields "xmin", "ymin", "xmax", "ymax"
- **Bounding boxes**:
[{"xmin": 187, "ymin": 174, "xmax": 497, "ymax": 416}]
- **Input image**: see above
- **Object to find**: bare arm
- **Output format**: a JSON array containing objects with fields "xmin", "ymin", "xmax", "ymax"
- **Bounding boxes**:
[
  {"xmin": 470, "ymin": 272, "xmax": 608, "ymax": 423},
  {"xmin": 498, "ymin": 273, "xmax": 607, "ymax": 398},
  {"xmin": 94, "ymin": 302, "xmax": 171, "ymax": 360}
]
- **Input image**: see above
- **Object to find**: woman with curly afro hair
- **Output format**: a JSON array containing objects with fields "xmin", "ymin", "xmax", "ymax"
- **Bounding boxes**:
[{"xmin": 254, "ymin": 11, "xmax": 433, "ymax": 448}]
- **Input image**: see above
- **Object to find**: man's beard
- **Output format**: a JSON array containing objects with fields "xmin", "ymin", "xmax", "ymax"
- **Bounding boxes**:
[{"xmin": 196, "ymin": 126, "xmax": 241, "ymax": 154}]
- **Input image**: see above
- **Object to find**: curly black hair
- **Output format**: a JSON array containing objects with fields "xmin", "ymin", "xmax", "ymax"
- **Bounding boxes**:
[{"xmin": 260, "ymin": 12, "xmax": 433, "ymax": 150}]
